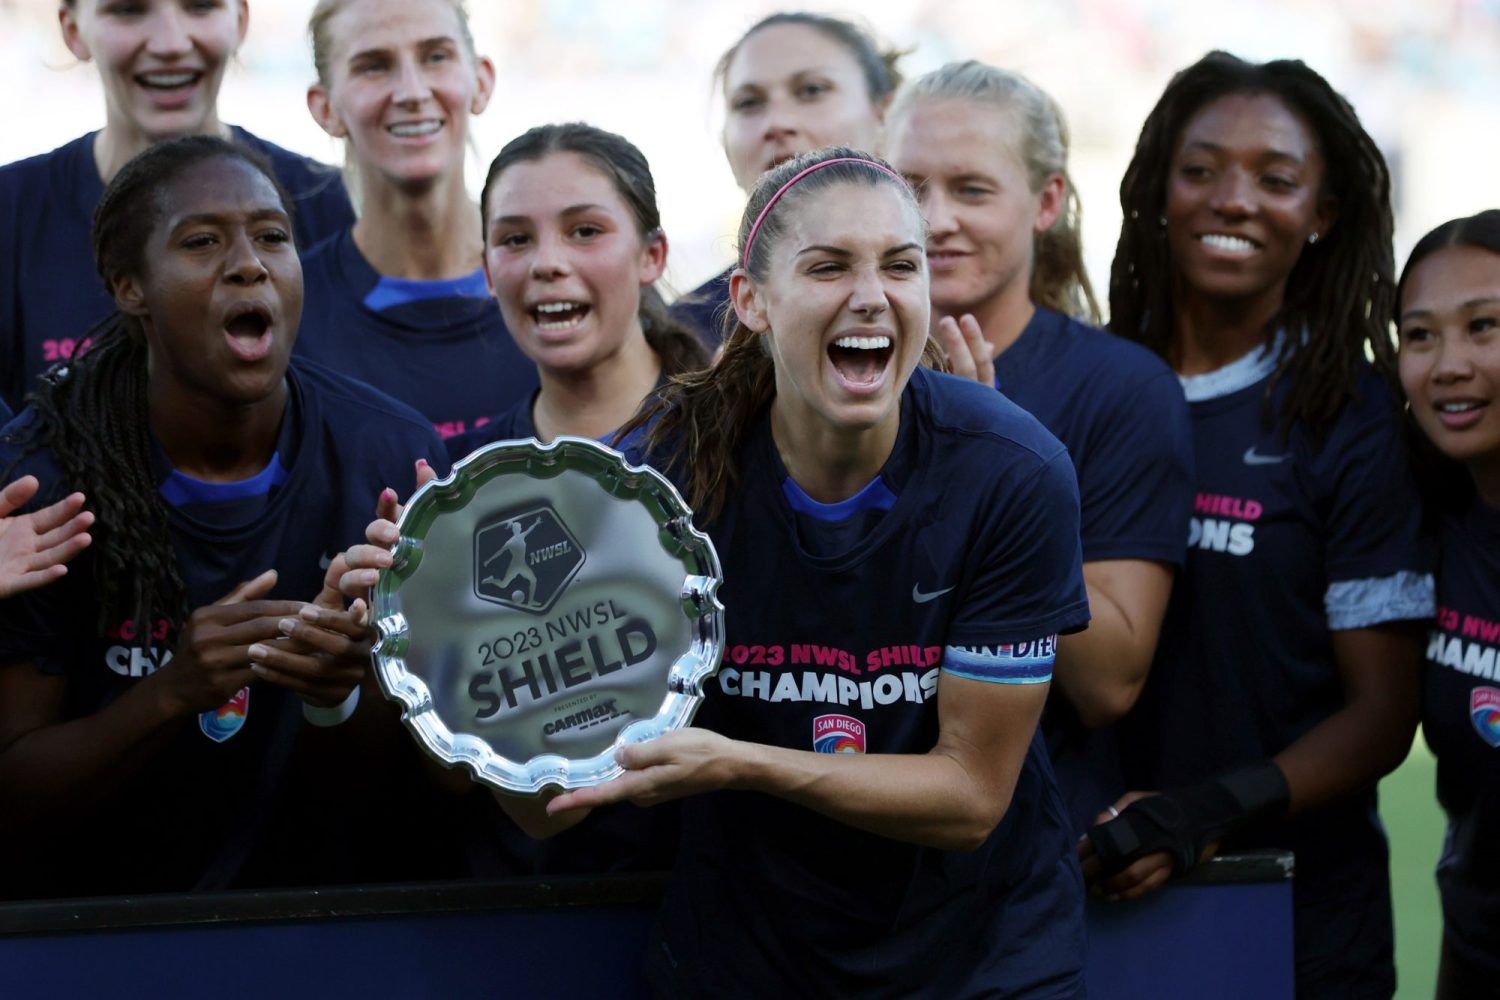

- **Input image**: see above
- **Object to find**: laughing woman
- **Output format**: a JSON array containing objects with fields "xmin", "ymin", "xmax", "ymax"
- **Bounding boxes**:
[
  {"xmin": 1395, "ymin": 211, "xmax": 1500, "ymax": 1000},
  {"xmin": 295, "ymin": 0, "xmax": 537, "ymax": 442},
  {"xmin": 0, "ymin": 0, "xmax": 353, "ymax": 412},
  {"xmin": 0, "ymin": 136, "xmax": 444, "ymax": 899}
]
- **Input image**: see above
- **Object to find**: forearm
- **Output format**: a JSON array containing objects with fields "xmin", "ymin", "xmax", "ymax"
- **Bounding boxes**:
[
  {"xmin": 1053, "ymin": 562, "xmax": 1172, "ymax": 728},
  {"xmin": 734, "ymin": 740, "xmax": 1012, "ymax": 851},
  {"xmin": 1272, "ymin": 697, "xmax": 1417, "ymax": 818},
  {"xmin": 0, "ymin": 676, "xmax": 185, "ymax": 829}
]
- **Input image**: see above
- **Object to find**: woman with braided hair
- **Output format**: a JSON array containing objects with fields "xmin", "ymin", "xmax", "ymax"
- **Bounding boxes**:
[
  {"xmin": 0, "ymin": 135, "xmax": 445, "ymax": 899},
  {"xmin": 1081, "ymin": 51, "xmax": 1433, "ymax": 998}
]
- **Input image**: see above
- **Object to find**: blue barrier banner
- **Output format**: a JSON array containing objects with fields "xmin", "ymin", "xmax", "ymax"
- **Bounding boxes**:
[{"xmin": 0, "ymin": 854, "xmax": 1292, "ymax": 999}]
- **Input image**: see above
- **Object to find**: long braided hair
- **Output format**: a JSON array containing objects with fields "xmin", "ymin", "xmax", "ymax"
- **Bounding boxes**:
[
  {"xmin": 618, "ymin": 147, "xmax": 941, "ymax": 524},
  {"xmin": 4, "ymin": 135, "xmax": 288, "ymax": 640},
  {"xmin": 1108, "ymin": 51, "xmax": 1395, "ymax": 441}
]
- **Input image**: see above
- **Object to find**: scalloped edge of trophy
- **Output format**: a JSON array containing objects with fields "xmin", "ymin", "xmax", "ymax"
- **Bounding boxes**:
[{"xmin": 369, "ymin": 436, "xmax": 726, "ymax": 796}]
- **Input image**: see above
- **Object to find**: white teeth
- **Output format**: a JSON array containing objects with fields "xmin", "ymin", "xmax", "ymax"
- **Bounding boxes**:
[
  {"xmin": 833, "ymin": 335, "xmax": 891, "ymax": 350},
  {"xmin": 140, "ymin": 72, "xmax": 197, "ymax": 87},
  {"xmin": 1439, "ymin": 402, "xmax": 1483, "ymax": 413},
  {"xmin": 388, "ymin": 120, "xmax": 442, "ymax": 137},
  {"xmin": 1199, "ymin": 234, "xmax": 1258, "ymax": 253},
  {"xmin": 534, "ymin": 302, "xmax": 588, "ymax": 331},
  {"xmin": 535, "ymin": 302, "xmax": 584, "ymax": 314}
]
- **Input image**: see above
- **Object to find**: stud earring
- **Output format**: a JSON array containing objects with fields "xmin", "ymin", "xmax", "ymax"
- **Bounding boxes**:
[{"xmin": 1307, "ymin": 232, "xmax": 1319, "ymax": 245}]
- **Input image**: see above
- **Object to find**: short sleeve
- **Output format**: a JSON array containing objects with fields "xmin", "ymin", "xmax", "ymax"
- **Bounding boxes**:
[
  {"xmin": 946, "ymin": 450, "xmax": 1091, "ymax": 648},
  {"xmin": 1077, "ymin": 368, "xmax": 1195, "ymax": 566},
  {"xmin": 1317, "ymin": 380, "xmax": 1435, "ymax": 628}
]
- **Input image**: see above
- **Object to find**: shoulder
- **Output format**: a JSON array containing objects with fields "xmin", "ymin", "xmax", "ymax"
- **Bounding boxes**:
[
  {"xmin": 230, "ymin": 128, "xmax": 343, "ymax": 193},
  {"xmin": 0, "ymin": 135, "xmax": 91, "ymax": 209},
  {"xmin": 1049, "ymin": 311, "xmax": 1182, "ymax": 394},
  {"xmin": 0, "ymin": 410, "xmax": 69, "ymax": 506},
  {"xmin": 288, "ymin": 357, "xmax": 435, "ymax": 441},
  {"xmin": 1295, "ymin": 361, "xmax": 1404, "ymax": 455},
  {"xmin": 911, "ymin": 367, "xmax": 1068, "ymax": 470}
]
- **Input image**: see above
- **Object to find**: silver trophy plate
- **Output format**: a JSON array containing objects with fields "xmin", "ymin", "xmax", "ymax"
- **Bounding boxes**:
[{"xmin": 371, "ymin": 436, "xmax": 724, "ymax": 794}]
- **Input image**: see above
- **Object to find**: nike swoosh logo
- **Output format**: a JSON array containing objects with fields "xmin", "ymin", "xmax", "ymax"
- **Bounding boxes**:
[
  {"xmin": 1242, "ymin": 447, "xmax": 1289, "ymax": 466},
  {"xmin": 912, "ymin": 584, "xmax": 956, "ymax": 604}
]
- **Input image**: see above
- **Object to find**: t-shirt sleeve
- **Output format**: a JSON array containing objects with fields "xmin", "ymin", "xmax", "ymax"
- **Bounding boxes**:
[
  {"xmin": 1077, "ymin": 367, "xmax": 1195, "ymax": 566},
  {"xmin": 946, "ymin": 449, "xmax": 1091, "ymax": 652},
  {"xmin": 1318, "ymin": 383, "xmax": 1435, "ymax": 630}
]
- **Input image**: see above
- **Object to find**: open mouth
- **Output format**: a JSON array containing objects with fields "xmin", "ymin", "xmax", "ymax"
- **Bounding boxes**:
[
  {"xmin": 531, "ymin": 301, "xmax": 591, "ymax": 332},
  {"xmin": 223, "ymin": 304, "xmax": 273, "ymax": 361},
  {"xmin": 388, "ymin": 119, "xmax": 443, "ymax": 138},
  {"xmin": 1435, "ymin": 399, "xmax": 1488, "ymax": 428},
  {"xmin": 828, "ymin": 334, "xmax": 893, "ymax": 388},
  {"xmin": 136, "ymin": 70, "xmax": 203, "ymax": 92}
]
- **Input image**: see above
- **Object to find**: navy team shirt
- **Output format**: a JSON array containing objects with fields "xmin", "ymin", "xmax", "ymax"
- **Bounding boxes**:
[
  {"xmin": 1118, "ymin": 344, "xmax": 1434, "ymax": 998},
  {"xmin": 1423, "ymin": 496, "xmax": 1500, "ymax": 977},
  {"xmin": 0, "ymin": 129, "xmax": 353, "ymax": 411},
  {"xmin": 0, "ymin": 359, "xmax": 449, "ymax": 898},
  {"xmin": 668, "ymin": 266, "xmax": 732, "ymax": 348},
  {"xmin": 996, "ymin": 307, "xmax": 1193, "ymax": 832},
  {"xmin": 642, "ymin": 368, "xmax": 1091, "ymax": 998},
  {"xmin": 295, "ymin": 228, "xmax": 538, "ymax": 443}
]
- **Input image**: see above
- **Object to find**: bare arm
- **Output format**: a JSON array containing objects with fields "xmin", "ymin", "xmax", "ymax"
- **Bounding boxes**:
[
  {"xmin": 1054, "ymin": 560, "xmax": 1175, "ymax": 728},
  {"xmin": 547, "ymin": 673, "xmax": 1049, "ymax": 852}
]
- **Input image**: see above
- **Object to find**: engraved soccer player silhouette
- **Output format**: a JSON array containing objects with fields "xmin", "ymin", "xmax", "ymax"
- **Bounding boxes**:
[{"xmin": 481, "ymin": 517, "xmax": 542, "ymax": 605}]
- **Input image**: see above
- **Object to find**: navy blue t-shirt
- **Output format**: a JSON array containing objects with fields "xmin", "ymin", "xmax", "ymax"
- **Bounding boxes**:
[
  {"xmin": 0, "ymin": 129, "xmax": 353, "ymax": 411},
  {"xmin": 997, "ymin": 307, "xmax": 1193, "ymax": 832},
  {"xmin": 1118, "ymin": 346, "xmax": 1434, "ymax": 998},
  {"xmin": 443, "ymin": 389, "xmax": 540, "ymax": 463},
  {"xmin": 643, "ymin": 368, "xmax": 1091, "ymax": 998},
  {"xmin": 294, "ymin": 228, "xmax": 537, "ymax": 443},
  {"xmin": 1424, "ymin": 496, "xmax": 1500, "ymax": 977},
  {"xmin": 668, "ymin": 266, "xmax": 731, "ymax": 348},
  {"xmin": 0, "ymin": 359, "xmax": 448, "ymax": 898}
]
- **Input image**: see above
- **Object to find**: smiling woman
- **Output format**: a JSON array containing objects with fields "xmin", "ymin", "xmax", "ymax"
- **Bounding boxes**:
[
  {"xmin": 293, "ymin": 0, "xmax": 537, "ymax": 442},
  {"xmin": 0, "ymin": 135, "xmax": 447, "ymax": 900},
  {"xmin": 0, "ymin": 0, "xmax": 353, "ymax": 414},
  {"xmin": 1087, "ymin": 51, "xmax": 1435, "ymax": 999}
]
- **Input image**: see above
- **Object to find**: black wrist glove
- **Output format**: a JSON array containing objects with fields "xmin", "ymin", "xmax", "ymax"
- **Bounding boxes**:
[{"xmin": 1086, "ymin": 760, "xmax": 1291, "ymax": 878}]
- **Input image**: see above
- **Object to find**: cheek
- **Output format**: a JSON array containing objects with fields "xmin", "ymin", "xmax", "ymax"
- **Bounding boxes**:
[{"xmin": 1397, "ymin": 354, "xmax": 1428, "ymax": 401}]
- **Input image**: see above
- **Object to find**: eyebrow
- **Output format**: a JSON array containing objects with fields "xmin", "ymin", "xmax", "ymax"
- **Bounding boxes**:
[
  {"xmin": 1181, "ymin": 140, "xmax": 1306, "ymax": 164},
  {"xmin": 794, "ymin": 242, "xmax": 924, "ymax": 259},
  {"xmin": 348, "ymin": 36, "xmax": 456, "ymax": 62},
  {"xmin": 170, "ymin": 209, "xmax": 288, "ymax": 229},
  {"xmin": 1400, "ymin": 296, "xmax": 1500, "ymax": 322},
  {"xmin": 492, "ymin": 204, "xmax": 610, "ymax": 227}
]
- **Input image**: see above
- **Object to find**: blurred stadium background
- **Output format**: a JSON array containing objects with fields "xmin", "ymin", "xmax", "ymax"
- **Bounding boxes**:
[{"xmin": 2, "ymin": 1, "xmax": 1487, "ymax": 994}]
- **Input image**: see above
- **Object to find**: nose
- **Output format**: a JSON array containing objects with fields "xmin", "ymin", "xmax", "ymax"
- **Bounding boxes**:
[
  {"xmin": 1208, "ymin": 168, "xmax": 1255, "ymax": 218},
  {"xmin": 145, "ymin": 6, "xmax": 192, "ymax": 59},
  {"xmin": 393, "ymin": 55, "xmax": 432, "ymax": 105},
  {"xmin": 1431, "ymin": 335, "xmax": 1475, "ymax": 384},
  {"xmin": 761, "ymin": 95, "xmax": 800, "ymax": 143},
  {"xmin": 847, "ymin": 266, "xmax": 889, "ymax": 318},
  {"xmin": 224, "ymin": 230, "xmax": 269, "ymax": 285},
  {"xmin": 529, "ymin": 231, "xmax": 569, "ymax": 281},
  {"xmin": 921, "ymin": 186, "xmax": 958, "ymax": 238}
]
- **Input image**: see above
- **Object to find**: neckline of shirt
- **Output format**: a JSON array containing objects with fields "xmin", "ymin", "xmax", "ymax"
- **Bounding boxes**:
[{"xmin": 1177, "ymin": 332, "xmax": 1284, "ymax": 403}]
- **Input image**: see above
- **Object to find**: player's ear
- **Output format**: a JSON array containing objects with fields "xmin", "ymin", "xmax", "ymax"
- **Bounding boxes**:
[{"xmin": 729, "ymin": 268, "xmax": 768, "ymax": 333}]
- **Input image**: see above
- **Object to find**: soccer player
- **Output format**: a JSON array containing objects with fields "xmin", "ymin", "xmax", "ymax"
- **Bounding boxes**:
[
  {"xmin": 884, "ymin": 60, "xmax": 1194, "ymax": 832},
  {"xmin": 670, "ymin": 12, "xmax": 902, "ymax": 346},
  {"xmin": 0, "ymin": 136, "xmax": 444, "ymax": 899},
  {"xmin": 1084, "ymin": 52, "xmax": 1433, "ymax": 999},
  {"xmin": 497, "ymin": 148, "xmax": 1090, "ymax": 996},
  {"xmin": 296, "ymin": 0, "xmax": 537, "ymax": 442},
  {"xmin": 0, "ymin": 0, "xmax": 353, "ymax": 412},
  {"xmin": 446, "ymin": 123, "xmax": 708, "ymax": 459},
  {"xmin": 1395, "ymin": 211, "xmax": 1500, "ymax": 1000}
]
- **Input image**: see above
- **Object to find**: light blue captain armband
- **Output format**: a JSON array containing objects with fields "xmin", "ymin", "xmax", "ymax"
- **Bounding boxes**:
[
  {"xmin": 941, "ymin": 636, "xmax": 1057, "ymax": 684},
  {"xmin": 1325, "ymin": 570, "xmax": 1436, "ymax": 631}
]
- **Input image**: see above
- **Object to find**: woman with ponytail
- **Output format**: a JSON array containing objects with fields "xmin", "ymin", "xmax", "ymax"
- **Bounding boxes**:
[
  {"xmin": 447, "ymin": 123, "xmax": 709, "ymax": 459},
  {"xmin": 884, "ymin": 61, "xmax": 1194, "ymax": 832},
  {"xmin": 0, "ymin": 135, "xmax": 445, "ymax": 899},
  {"xmin": 383, "ymin": 147, "xmax": 1091, "ymax": 995}
]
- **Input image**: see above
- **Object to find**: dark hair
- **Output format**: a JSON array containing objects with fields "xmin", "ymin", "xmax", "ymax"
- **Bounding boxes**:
[
  {"xmin": 5, "ymin": 135, "xmax": 287, "ymax": 640},
  {"xmin": 1396, "ymin": 210, "xmax": 1500, "ymax": 513},
  {"xmin": 480, "ymin": 123, "xmax": 709, "ymax": 377},
  {"xmin": 714, "ymin": 12, "xmax": 904, "ymax": 105},
  {"xmin": 1108, "ymin": 50, "xmax": 1395, "ymax": 442},
  {"xmin": 619, "ymin": 147, "xmax": 940, "ymax": 523}
]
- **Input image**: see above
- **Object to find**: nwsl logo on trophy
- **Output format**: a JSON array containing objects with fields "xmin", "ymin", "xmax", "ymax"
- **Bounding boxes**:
[{"xmin": 474, "ymin": 502, "xmax": 585, "ymax": 614}]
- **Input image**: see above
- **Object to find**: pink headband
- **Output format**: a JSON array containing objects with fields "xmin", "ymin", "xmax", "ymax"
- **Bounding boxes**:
[{"xmin": 740, "ymin": 156, "xmax": 906, "ymax": 269}]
